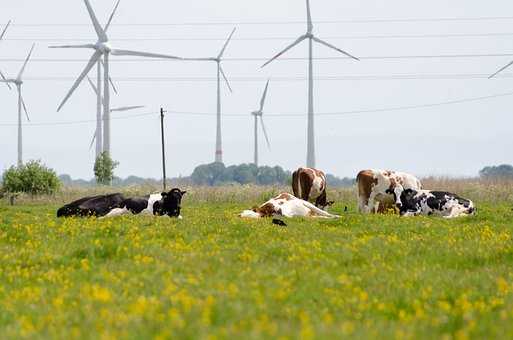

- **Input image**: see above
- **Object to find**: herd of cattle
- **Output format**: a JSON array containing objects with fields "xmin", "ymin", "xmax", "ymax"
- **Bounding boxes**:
[{"xmin": 57, "ymin": 168, "xmax": 475, "ymax": 220}]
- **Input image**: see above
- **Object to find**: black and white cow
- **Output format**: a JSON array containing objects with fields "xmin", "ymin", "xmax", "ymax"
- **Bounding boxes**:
[
  {"xmin": 57, "ymin": 189, "xmax": 186, "ymax": 219},
  {"xmin": 397, "ymin": 189, "xmax": 475, "ymax": 218}
]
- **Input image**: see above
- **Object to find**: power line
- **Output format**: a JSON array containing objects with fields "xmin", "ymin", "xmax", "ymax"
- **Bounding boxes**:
[
  {"xmin": 12, "ymin": 73, "xmax": 513, "ymax": 82},
  {"xmin": 1, "ymin": 91, "xmax": 511, "ymax": 127},
  {"xmin": 5, "ymin": 32, "xmax": 513, "ymax": 42},
  {"xmin": 2, "ymin": 53, "xmax": 513, "ymax": 63},
  {"xmin": 7, "ymin": 16, "xmax": 513, "ymax": 27}
]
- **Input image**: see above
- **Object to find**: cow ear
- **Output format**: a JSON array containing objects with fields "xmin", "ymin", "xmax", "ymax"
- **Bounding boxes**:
[
  {"xmin": 181, "ymin": 190, "xmax": 187, "ymax": 196},
  {"xmin": 161, "ymin": 192, "xmax": 168, "ymax": 197}
]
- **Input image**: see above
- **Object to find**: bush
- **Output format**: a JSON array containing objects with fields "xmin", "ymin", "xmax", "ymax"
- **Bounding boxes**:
[
  {"xmin": 2, "ymin": 160, "xmax": 61, "ymax": 195},
  {"xmin": 479, "ymin": 164, "xmax": 513, "ymax": 179}
]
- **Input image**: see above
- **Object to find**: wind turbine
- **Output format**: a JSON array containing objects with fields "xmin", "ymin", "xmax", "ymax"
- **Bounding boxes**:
[
  {"xmin": 50, "ymin": 0, "xmax": 183, "ymax": 157},
  {"xmin": 251, "ymin": 80, "xmax": 271, "ymax": 167},
  {"xmin": 86, "ymin": 76, "xmax": 144, "ymax": 156},
  {"xmin": 183, "ymin": 28, "xmax": 236, "ymax": 163},
  {"xmin": 489, "ymin": 58, "xmax": 513, "ymax": 79},
  {"xmin": 0, "ymin": 44, "xmax": 35, "ymax": 166},
  {"xmin": 262, "ymin": 0, "xmax": 359, "ymax": 168},
  {"xmin": 0, "ymin": 20, "xmax": 12, "ymax": 89}
]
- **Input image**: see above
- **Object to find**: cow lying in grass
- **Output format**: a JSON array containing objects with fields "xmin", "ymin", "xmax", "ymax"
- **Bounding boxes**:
[
  {"xmin": 397, "ymin": 189, "xmax": 475, "ymax": 218},
  {"xmin": 57, "ymin": 189, "xmax": 186, "ymax": 218},
  {"xmin": 240, "ymin": 193, "xmax": 339, "ymax": 219}
]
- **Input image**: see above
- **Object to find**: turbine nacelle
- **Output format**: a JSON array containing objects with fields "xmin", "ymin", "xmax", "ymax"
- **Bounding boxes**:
[
  {"xmin": 95, "ymin": 42, "xmax": 112, "ymax": 53},
  {"xmin": 251, "ymin": 111, "xmax": 263, "ymax": 117}
]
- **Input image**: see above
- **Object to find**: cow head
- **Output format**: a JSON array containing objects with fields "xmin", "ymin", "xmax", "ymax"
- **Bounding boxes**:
[
  {"xmin": 398, "ymin": 189, "xmax": 419, "ymax": 215},
  {"xmin": 386, "ymin": 184, "xmax": 405, "ymax": 208},
  {"xmin": 154, "ymin": 188, "xmax": 186, "ymax": 218},
  {"xmin": 315, "ymin": 192, "xmax": 334, "ymax": 211}
]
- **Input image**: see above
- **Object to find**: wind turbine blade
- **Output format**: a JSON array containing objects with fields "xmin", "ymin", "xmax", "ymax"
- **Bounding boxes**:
[
  {"xmin": 218, "ymin": 27, "xmax": 236, "ymax": 59},
  {"xmin": 57, "ymin": 50, "xmax": 102, "ymax": 112},
  {"xmin": 87, "ymin": 76, "xmax": 99, "ymax": 95},
  {"xmin": 306, "ymin": 0, "xmax": 313, "ymax": 33},
  {"xmin": 20, "ymin": 94, "xmax": 30, "ymax": 122},
  {"xmin": 259, "ymin": 80, "xmax": 270, "ymax": 112},
  {"xmin": 48, "ymin": 44, "xmax": 96, "ymax": 49},
  {"xmin": 182, "ymin": 57, "xmax": 216, "ymax": 62},
  {"xmin": 260, "ymin": 116, "xmax": 271, "ymax": 150},
  {"xmin": 89, "ymin": 130, "xmax": 97, "ymax": 150},
  {"xmin": 261, "ymin": 35, "xmax": 307, "ymax": 68},
  {"xmin": 110, "ymin": 49, "xmax": 182, "ymax": 60},
  {"xmin": 104, "ymin": 0, "xmax": 121, "ymax": 33},
  {"xmin": 99, "ymin": 59, "xmax": 118, "ymax": 94},
  {"xmin": 0, "ymin": 70, "xmax": 12, "ymax": 90},
  {"xmin": 110, "ymin": 105, "xmax": 145, "ymax": 112},
  {"xmin": 489, "ymin": 60, "xmax": 513, "ymax": 79},
  {"xmin": 83, "ymin": 0, "xmax": 108, "ymax": 41},
  {"xmin": 219, "ymin": 66, "xmax": 233, "ymax": 93},
  {"xmin": 17, "ymin": 44, "xmax": 35, "ymax": 80},
  {"xmin": 0, "ymin": 20, "xmax": 11, "ymax": 41},
  {"xmin": 312, "ymin": 37, "xmax": 359, "ymax": 60}
]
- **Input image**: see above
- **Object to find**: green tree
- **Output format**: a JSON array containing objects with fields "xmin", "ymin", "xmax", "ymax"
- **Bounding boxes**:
[
  {"xmin": 479, "ymin": 164, "xmax": 513, "ymax": 179},
  {"xmin": 2, "ymin": 160, "xmax": 61, "ymax": 195},
  {"xmin": 94, "ymin": 152, "xmax": 119, "ymax": 185}
]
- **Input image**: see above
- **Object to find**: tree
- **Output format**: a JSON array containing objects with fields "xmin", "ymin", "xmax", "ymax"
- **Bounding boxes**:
[
  {"xmin": 479, "ymin": 164, "xmax": 513, "ymax": 179},
  {"xmin": 2, "ymin": 160, "xmax": 61, "ymax": 195},
  {"xmin": 94, "ymin": 152, "xmax": 119, "ymax": 185}
]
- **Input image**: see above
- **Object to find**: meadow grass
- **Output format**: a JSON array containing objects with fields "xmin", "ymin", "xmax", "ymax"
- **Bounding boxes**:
[{"xmin": 0, "ymin": 182, "xmax": 513, "ymax": 339}]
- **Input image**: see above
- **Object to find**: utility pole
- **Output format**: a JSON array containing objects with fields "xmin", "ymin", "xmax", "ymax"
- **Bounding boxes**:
[{"xmin": 160, "ymin": 108, "xmax": 167, "ymax": 191}]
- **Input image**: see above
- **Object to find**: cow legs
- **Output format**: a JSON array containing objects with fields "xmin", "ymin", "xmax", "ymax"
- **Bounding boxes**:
[{"xmin": 102, "ymin": 207, "xmax": 131, "ymax": 219}]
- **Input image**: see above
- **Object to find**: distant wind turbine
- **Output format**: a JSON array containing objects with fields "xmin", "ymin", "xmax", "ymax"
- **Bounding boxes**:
[
  {"xmin": 489, "ymin": 58, "xmax": 513, "ymax": 79},
  {"xmin": 0, "ymin": 44, "xmax": 35, "ymax": 166},
  {"xmin": 183, "ymin": 28, "xmax": 236, "ymax": 163},
  {"xmin": 262, "ymin": 0, "xmax": 359, "ymax": 168},
  {"xmin": 251, "ymin": 80, "xmax": 271, "ymax": 167},
  {"xmin": 0, "ymin": 20, "xmax": 12, "ymax": 89},
  {"xmin": 86, "ymin": 76, "xmax": 144, "ymax": 154},
  {"xmin": 50, "ymin": 0, "xmax": 183, "ymax": 157}
]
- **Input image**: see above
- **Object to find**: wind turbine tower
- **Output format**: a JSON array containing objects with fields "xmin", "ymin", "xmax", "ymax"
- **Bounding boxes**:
[
  {"xmin": 51, "ymin": 0, "xmax": 183, "ymax": 157},
  {"xmin": 251, "ymin": 80, "xmax": 271, "ymax": 167},
  {"xmin": 262, "ymin": 0, "xmax": 359, "ymax": 168},
  {"xmin": 0, "ymin": 44, "xmax": 35, "ymax": 166},
  {"xmin": 183, "ymin": 28, "xmax": 236, "ymax": 163}
]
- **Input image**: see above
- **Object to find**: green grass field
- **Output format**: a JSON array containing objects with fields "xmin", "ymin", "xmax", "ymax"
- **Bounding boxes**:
[{"xmin": 1, "ymin": 185, "xmax": 513, "ymax": 339}]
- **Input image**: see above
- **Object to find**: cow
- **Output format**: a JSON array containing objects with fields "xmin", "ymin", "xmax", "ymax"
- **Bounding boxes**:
[
  {"xmin": 356, "ymin": 169, "xmax": 422, "ymax": 214},
  {"xmin": 397, "ymin": 189, "xmax": 475, "ymax": 218},
  {"xmin": 57, "ymin": 189, "xmax": 186, "ymax": 219},
  {"xmin": 240, "ymin": 193, "xmax": 339, "ymax": 219},
  {"xmin": 292, "ymin": 167, "xmax": 333, "ymax": 210}
]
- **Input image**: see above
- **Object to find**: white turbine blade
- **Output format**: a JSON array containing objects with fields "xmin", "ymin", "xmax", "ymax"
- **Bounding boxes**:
[
  {"xmin": 20, "ymin": 94, "xmax": 30, "ymax": 122},
  {"xmin": 17, "ymin": 44, "xmax": 35, "ymax": 80},
  {"xmin": 182, "ymin": 57, "xmax": 216, "ymax": 62},
  {"xmin": 104, "ymin": 0, "xmax": 121, "ymax": 33},
  {"xmin": 0, "ymin": 70, "xmax": 12, "ymax": 90},
  {"xmin": 260, "ymin": 116, "xmax": 271, "ymax": 150},
  {"xmin": 259, "ymin": 80, "xmax": 270, "ymax": 112},
  {"xmin": 48, "ymin": 44, "xmax": 95, "ymax": 49},
  {"xmin": 84, "ymin": 0, "xmax": 107, "ymax": 41},
  {"xmin": 89, "ymin": 130, "xmax": 97, "ymax": 150},
  {"xmin": 57, "ymin": 50, "xmax": 102, "ymax": 112},
  {"xmin": 219, "ymin": 66, "xmax": 233, "ymax": 93},
  {"xmin": 312, "ymin": 37, "xmax": 359, "ymax": 61},
  {"xmin": 261, "ymin": 35, "xmax": 307, "ymax": 68},
  {"xmin": 87, "ymin": 76, "xmax": 99, "ymax": 95},
  {"xmin": 489, "ymin": 60, "xmax": 513, "ymax": 79},
  {"xmin": 110, "ymin": 49, "xmax": 182, "ymax": 60},
  {"xmin": 218, "ymin": 27, "xmax": 236, "ymax": 59},
  {"xmin": 99, "ymin": 59, "xmax": 118, "ymax": 94},
  {"xmin": 0, "ymin": 20, "xmax": 11, "ymax": 41},
  {"xmin": 110, "ymin": 105, "xmax": 145, "ymax": 112},
  {"xmin": 306, "ymin": 0, "xmax": 313, "ymax": 33}
]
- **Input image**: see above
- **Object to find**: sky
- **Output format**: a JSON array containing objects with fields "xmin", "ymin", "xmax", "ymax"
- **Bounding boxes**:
[{"xmin": 1, "ymin": 0, "xmax": 513, "ymax": 179}]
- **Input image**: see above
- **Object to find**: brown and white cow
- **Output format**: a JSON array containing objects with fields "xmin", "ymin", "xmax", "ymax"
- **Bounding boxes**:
[
  {"xmin": 356, "ymin": 169, "xmax": 422, "ymax": 214},
  {"xmin": 292, "ymin": 167, "xmax": 333, "ymax": 210},
  {"xmin": 240, "ymin": 193, "xmax": 339, "ymax": 219}
]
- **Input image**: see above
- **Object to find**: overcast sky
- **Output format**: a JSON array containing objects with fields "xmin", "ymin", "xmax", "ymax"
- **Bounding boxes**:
[{"xmin": 1, "ymin": 0, "xmax": 512, "ymax": 179}]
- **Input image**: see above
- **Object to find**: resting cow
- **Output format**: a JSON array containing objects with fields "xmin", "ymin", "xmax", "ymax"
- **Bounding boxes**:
[
  {"xmin": 357, "ymin": 169, "xmax": 422, "ymax": 213},
  {"xmin": 397, "ymin": 189, "xmax": 475, "ymax": 218},
  {"xmin": 57, "ymin": 189, "xmax": 186, "ymax": 218},
  {"xmin": 240, "ymin": 193, "xmax": 339, "ymax": 219},
  {"xmin": 292, "ymin": 167, "xmax": 333, "ymax": 210}
]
